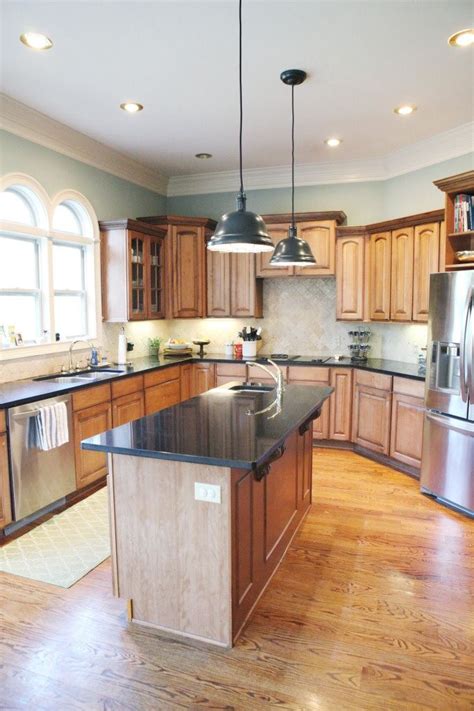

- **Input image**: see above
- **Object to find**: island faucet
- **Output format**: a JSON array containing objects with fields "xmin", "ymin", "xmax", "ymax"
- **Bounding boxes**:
[
  {"xmin": 247, "ymin": 358, "xmax": 284, "ymax": 397},
  {"xmin": 68, "ymin": 339, "xmax": 94, "ymax": 372}
]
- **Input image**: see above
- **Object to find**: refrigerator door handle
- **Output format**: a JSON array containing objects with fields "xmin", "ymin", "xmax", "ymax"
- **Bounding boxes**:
[
  {"xmin": 460, "ymin": 287, "xmax": 473, "ymax": 403},
  {"xmin": 426, "ymin": 410, "xmax": 474, "ymax": 435}
]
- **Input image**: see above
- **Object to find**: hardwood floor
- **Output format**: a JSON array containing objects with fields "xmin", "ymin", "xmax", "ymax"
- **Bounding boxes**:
[{"xmin": 0, "ymin": 448, "xmax": 473, "ymax": 710}]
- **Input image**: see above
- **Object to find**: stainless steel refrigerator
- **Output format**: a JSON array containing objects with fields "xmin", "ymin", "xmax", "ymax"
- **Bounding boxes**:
[{"xmin": 421, "ymin": 270, "xmax": 474, "ymax": 516}]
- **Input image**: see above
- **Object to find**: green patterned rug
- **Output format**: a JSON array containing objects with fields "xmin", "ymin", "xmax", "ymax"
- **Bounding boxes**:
[{"xmin": 0, "ymin": 488, "xmax": 110, "ymax": 588}]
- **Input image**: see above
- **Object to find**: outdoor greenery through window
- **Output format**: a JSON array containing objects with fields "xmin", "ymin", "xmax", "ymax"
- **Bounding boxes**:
[{"xmin": 0, "ymin": 178, "xmax": 98, "ymax": 349}]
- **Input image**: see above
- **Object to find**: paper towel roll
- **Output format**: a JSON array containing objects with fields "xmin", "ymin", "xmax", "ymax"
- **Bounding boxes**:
[{"xmin": 117, "ymin": 333, "xmax": 127, "ymax": 365}]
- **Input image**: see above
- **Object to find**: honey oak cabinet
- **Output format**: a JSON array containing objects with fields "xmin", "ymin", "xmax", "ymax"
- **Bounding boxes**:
[
  {"xmin": 100, "ymin": 220, "xmax": 167, "ymax": 322},
  {"xmin": 73, "ymin": 399, "xmax": 112, "ymax": 489},
  {"xmin": 144, "ymin": 366, "xmax": 182, "ymax": 415},
  {"xmin": 390, "ymin": 227, "xmax": 414, "ymax": 321},
  {"xmin": 389, "ymin": 378, "xmax": 425, "ymax": 469},
  {"xmin": 256, "ymin": 223, "xmax": 292, "ymax": 277},
  {"xmin": 287, "ymin": 366, "xmax": 330, "ymax": 440},
  {"xmin": 329, "ymin": 368, "xmax": 353, "ymax": 441},
  {"xmin": 412, "ymin": 223, "xmax": 440, "ymax": 322},
  {"xmin": 137, "ymin": 215, "xmax": 217, "ymax": 319},
  {"xmin": 215, "ymin": 363, "xmax": 247, "ymax": 387},
  {"xmin": 112, "ymin": 391, "xmax": 145, "ymax": 428},
  {"xmin": 294, "ymin": 221, "xmax": 336, "ymax": 276},
  {"xmin": 352, "ymin": 371, "xmax": 392, "ymax": 455},
  {"xmin": 180, "ymin": 363, "xmax": 194, "ymax": 402},
  {"xmin": 336, "ymin": 231, "xmax": 367, "ymax": 321},
  {"xmin": 192, "ymin": 362, "xmax": 216, "ymax": 396},
  {"xmin": 0, "ymin": 431, "xmax": 12, "ymax": 529},
  {"xmin": 368, "ymin": 231, "xmax": 391, "ymax": 321},
  {"xmin": 208, "ymin": 253, "xmax": 263, "ymax": 318}
]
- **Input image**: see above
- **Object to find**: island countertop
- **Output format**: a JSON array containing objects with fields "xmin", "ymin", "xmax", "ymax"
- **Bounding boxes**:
[{"xmin": 81, "ymin": 382, "xmax": 333, "ymax": 470}]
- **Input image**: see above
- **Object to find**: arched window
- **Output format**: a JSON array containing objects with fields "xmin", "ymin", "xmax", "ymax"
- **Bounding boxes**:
[{"xmin": 0, "ymin": 187, "xmax": 36, "ymax": 226}]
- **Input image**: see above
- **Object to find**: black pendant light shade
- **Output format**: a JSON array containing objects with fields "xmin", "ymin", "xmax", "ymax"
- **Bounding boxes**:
[
  {"xmin": 270, "ymin": 69, "xmax": 316, "ymax": 267},
  {"xmin": 208, "ymin": 193, "xmax": 274, "ymax": 253},
  {"xmin": 207, "ymin": 0, "xmax": 272, "ymax": 254}
]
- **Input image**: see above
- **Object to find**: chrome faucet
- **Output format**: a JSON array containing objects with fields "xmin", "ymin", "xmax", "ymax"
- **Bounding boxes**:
[
  {"xmin": 68, "ymin": 340, "xmax": 94, "ymax": 372},
  {"xmin": 247, "ymin": 358, "xmax": 284, "ymax": 397}
]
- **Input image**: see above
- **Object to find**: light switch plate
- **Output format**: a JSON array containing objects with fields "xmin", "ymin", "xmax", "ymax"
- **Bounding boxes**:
[{"xmin": 194, "ymin": 482, "xmax": 221, "ymax": 504}]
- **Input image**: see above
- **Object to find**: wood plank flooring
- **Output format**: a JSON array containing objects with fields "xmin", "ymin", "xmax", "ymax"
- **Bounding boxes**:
[{"xmin": 0, "ymin": 448, "xmax": 473, "ymax": 710}]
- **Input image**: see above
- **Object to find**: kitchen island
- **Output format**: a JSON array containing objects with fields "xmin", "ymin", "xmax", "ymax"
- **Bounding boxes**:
[{"xmin": 82, "ymin": 381, "xmax": 332, "ymax": 648}]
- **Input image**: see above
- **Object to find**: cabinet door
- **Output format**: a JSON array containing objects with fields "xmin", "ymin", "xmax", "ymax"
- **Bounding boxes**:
[
  {"xmin": 128, "ymin": 231, "xmax": 148, "ymax": 320},
  {"xmin": 368, "ymin": 231, "xmax": 391, "ymax": 321},
  {"xmin": 287, "ymin": 367, "xmax": 329, "ymax": 440},
  {"xmin": 329, "ymin": 368, "xmax": 353, "ymax": 441},
  {"xmin": 193, "ymin": 363, "xmax": 216, "ymax": 396},
  {"xmin": 73, "ymin": 401, "xmax": 112, "ymax": 489},
  {"xmin": 0, "ymin": 433, "xmax": 12, "ymax": 529},
  {"xmin": 353, "ymin": 384, "xmax": 391, "ymax": 454},
  {"xmin": 170, "ymin": 225, "xmax": 206, "ymax": 318},
  {"xmin": 147, "ymin": 236, "xmax": 165, "ymax": 319},
  {"xmin": 413, "ymin": 223, "xmax": 440, "ymax": 322},
  {"xmin": 230, "ymin": 254, "xmax": 262, "ymax": 317},
  {"xmin": 336, "ymin": 235, "xmax": 365, "ymax": 320},
  {"xmin": 180, "ymin": 363, "xmax": 194, "ymax": 401},
  {"xmin": 145, "ymin": 378, "xmax": 181, "ymax": 415},
  {"xmin": 390, "ymin": 392, "xmax": 424, "ymax": 469},
  {"xmin": 295, "ymin": 221, "xmax": 336, "ymax": 276},
  {"xmin": 256, "ymin": 223, "xmax": 292, "ymax": 277},
  {"xmin": 112, "ymin": 391, "xmax": 145, "ymax": 427},
  {"xmin": 390, "ymin": 227, "xmax": 414, "ymax": 321},
  {"xmin": 207, "ymin": 251, "xmax": 231, "ymax": 317}
]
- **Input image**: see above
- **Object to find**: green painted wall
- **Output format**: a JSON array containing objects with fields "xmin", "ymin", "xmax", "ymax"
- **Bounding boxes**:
[
  {"xmin": 168, "ymin": 153, "xmax": 473, "ymax": 225},
  {"xmin": 0, "ymin": 130, "xmax": 166, "ymax": 220}
]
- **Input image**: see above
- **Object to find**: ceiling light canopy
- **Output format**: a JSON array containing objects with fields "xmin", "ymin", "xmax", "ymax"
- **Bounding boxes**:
[
  {"xmin": 19, "ymin": 32, "xmax": 53, "ymax": 50},
  {"xmin": 195, "ymin": 153, "xmax": 213, "ymax": 159},
  {"xmin": 394, "ymin": 104, "xmax": 417, "ymax": 116},
  {"xmin": 325, "ymin": 137, "xmax": 342, "ymax": 147},
  {"xmin": 120, "ymin": 102, "xmax": 143, "ymax": 113},
  {"xmin": 448, "ymin": 29, "xmax": 474, "ymax": 47},
  {"xmin": 270, "ymin": 69, "xmax": 316, "ymax": 268},
  {"xmin": 207, "ymin": 0, "xmax": 273, "ymax": 255}
]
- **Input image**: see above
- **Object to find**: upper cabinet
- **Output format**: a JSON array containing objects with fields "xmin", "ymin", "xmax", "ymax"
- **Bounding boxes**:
[
  {"xmin": 433, "ymin": 170, "xmax": 474, "ymax": 273},
  {"xmin": 256, "ymin": 212, "xmax": 346, "ymax": 278},
  {"xmin": 100, "ymin": 219, "xmax": 167, "ymax": 322},
  {"xmin": 336, "ymin": 210, "xmax": 444, "ymax": 323},
  {"xmin": 208, "ymin": 252, "xmax": 263, "ymax": 318},
  {"xmin": 137, "ymin": 215, "xmax": 216, "ymax": 319}
]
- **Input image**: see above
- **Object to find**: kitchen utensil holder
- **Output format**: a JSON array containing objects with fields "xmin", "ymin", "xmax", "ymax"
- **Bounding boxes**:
[{"xmin": 242, "ymin": 341, "xmax": 257, "ymax": 358}]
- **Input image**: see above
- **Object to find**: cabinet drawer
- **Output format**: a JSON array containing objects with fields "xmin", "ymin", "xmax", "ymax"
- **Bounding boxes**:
[
  {"xmin": 112, "ymin": 391, "xmax": 145, "ymax": 427},
  {"xmin": 73, "ymin": 383, "xmax": 111, "ymax": 411},
  {"xmin": 0, "ymin": 410, "xmax": 5, "ymax": 433},
  {"xmin": 288, "ymin": 366, "xmax": 329, "ymax": 383},
  {"xmin": 215, "ymin": 363, "xmax": 247, "ymax": 377},
  {"xmin": 111, "ymin": 374, "xmax": 144, "ymax": 399},
  {"xmin": 144, "ymin": 366, "xmax": 181, "ymax": 388},
  {"xmin": 393, "ymin": 376, "xmax": 424, "ymax": 399},
  {"xmin": 145, "ymin": 378, "xmax": 181, "ymax": 415},
  {"xmin": 355, "ymin": 369, "xmax": 392, "ymax": 391}
]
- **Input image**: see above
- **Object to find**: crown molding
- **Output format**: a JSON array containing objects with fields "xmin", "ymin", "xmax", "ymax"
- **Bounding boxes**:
[
  {"xmin": 0, "ymin": 94, "xmax": 168, "ymax": 196},
  {"xmin": 168, "ymin": 122, "xmax": 474, "ymax": 197}
]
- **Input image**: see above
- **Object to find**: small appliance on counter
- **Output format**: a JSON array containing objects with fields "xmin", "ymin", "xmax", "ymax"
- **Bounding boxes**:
[{"xmin": 348, "ymin": 328, "xmax": 371, "ymax": 361}]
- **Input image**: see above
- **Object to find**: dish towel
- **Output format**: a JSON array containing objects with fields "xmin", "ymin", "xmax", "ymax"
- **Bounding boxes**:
[{"xmin": 29, "ymin": 403, "xmax": 69, "ymax": 451}]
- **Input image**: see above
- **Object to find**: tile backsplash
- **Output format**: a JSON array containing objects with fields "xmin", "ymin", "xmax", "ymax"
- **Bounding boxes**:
[{"xmin": 0, "ymin": 278, "xmax": 427, "ymax": 384}]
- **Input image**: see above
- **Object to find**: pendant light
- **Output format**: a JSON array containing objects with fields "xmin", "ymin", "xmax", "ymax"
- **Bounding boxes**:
[
  {"xmin": 207, "ymin": 0, "xmax": 273, "ymax": 254},
  {"xmin": 270, "ymin": 69, "xmax": 316, "ymax": 267}
]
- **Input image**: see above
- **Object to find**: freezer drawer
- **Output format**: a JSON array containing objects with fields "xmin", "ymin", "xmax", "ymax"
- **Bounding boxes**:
[{"xmin": 420, "ymin": 411, "xmax": 474, "ymax": 513}]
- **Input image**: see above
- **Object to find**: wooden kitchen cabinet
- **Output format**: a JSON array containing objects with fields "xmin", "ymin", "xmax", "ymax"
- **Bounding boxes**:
[
  {"xmin": 390, "ymin": 377, "xmax": 425, "ymax": 469},
  {"xmin": 368, "ymin": 231, "xmax": 391, "ymax": 321},
  {"xmin": 336, "ymin": 230, "xmax": 367, "ymax": 321},
  {"xmin": 73, "ymin": 399, "xmax": 112, "ymax": 489},
  {"xmin": 207, "ymin": 251, "xmax": 231, "ymax": 316},
  {"xmin": 294, "ymin": 221, "xmax": 336, "ymax": 276},
  {"xmin": 100, "ymin": 219, "xmax": 167, "ymax": 322},
  {"xmin": 112, "ymin": 392, "xmax": 145, "ymax": 427},
  {"xmin": 256, "ymin": 223, "xmax": 292, "ymax": 277},
  {"xmin": 215, "ymin": 363, "xmax": 247, "ymax": 386},
  {"xmin": 352, "ymin": 371, "xmax": 392, "ymax": 455},
  {"xmin": 390, "ymin": 227, "xmax": 414, "ymax": 321},
  {"xmin": 208, "ymin": 252, "xmax": 263, "ymax": 317},
  {"xmin": 329, "ymin": 368, "xmax": 353, "ymax": 441},
  {"xmin": 288, "ymin": 366, "xmax": 330, "ymax": 440},
  {"xmin": 192, "ymin": 362, "xmax": 216, "ymax": 396},
  {"xmin": 413, "ymin": 223, "xmax": 440, "ymax": 322},
  {"xmin": 0, "ymin": 431, "xmax": 12, "ymax": 530},
  {"xmin": 137, "ymin": 215, "xmax": 217, "ymax": 319},
  {"xmin": 180, "ymin": 363, "xmax": 194, "ymax": 402},
  {"xmin": 144, "ymin": 364, "xmax": 181, "ymax": 414}
]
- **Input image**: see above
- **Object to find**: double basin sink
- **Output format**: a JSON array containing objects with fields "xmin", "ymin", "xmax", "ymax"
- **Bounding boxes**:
[{"xmin": 34, "ymin": 368, "xmax": 124, "ymax": 384}]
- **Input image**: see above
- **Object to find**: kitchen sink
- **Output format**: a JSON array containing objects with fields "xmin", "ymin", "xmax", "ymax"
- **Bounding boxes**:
[
  {"xmin": 75, "ymin": 370, "xmax": 122, "ymax": 380},
  {"xmin": 229, "ymin": 384, "xmax": 274, "ymax": 393},
  {"xmin": 34, "ymin": 368, "xmax": 124, "ymax": 384},
  {"xmin": 39, "ymin": 376, "xmax": 88, "ymax": 384}
]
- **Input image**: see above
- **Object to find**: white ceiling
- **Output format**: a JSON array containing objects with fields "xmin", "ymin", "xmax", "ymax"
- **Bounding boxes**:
[{"xmin": 1, "ymin": 0, "xmax": 473, "ymax": 180}]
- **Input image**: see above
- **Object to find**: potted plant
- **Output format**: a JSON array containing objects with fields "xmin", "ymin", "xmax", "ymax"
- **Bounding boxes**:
[{"xmin": 149, "ymin": 337, "xmax": 162, "ymax": 358}]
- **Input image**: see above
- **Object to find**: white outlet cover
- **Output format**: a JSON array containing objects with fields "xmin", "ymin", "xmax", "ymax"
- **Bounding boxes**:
[{"xmin": 194, "ymin": 482, "xmax": 221, "ymax": 504}]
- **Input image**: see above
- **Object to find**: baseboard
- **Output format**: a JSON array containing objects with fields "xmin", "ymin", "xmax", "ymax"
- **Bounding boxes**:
[{"xmin": 313, "ymin": 439, "xmax": 420, "ymax": 479}]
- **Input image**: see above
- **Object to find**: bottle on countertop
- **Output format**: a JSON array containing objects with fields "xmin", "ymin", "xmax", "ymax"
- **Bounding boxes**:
[{"xmin": 117, "ymin": 326, "xmax": 128, "ymax": 365}]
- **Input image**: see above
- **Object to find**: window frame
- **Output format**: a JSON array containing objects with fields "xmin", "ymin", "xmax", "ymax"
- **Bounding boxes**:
[{"xmin": 0, "ymin": 175, "xmax": 102, "ymax": 361}]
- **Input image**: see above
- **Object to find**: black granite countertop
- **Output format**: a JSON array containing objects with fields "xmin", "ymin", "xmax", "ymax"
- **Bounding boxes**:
[
  {"xmin": 0, "ymin": 353, "xmax": 424, "ymax": 410},
  {"xmin": 81, "ymin": 382, "xmax": 332, "ymax": 470}
]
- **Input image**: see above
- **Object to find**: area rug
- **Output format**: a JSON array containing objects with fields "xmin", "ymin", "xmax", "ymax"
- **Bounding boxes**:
[{"xmin": 0, "ymin": 488, "xmax": 110, "ymax": 588}]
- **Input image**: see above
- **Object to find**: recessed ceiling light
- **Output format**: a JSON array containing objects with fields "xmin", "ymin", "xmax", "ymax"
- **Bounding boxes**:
[
  {"xmin": 120, "ymin": 102, "xmax": 143, "ymax": 113},
  {"xmin": 325, "ymin": 137, "xmax": 342, "ymax": 147},
  {"xmin": 195, "ymin": 153, "xmax": 213, "ymax": 159},
  {"xmin": 448, "ymin": 29, "xmax": 474, "ymax": 47},
  {"xmin": 19, "ymin": 32, "xmax": 53, "ymax": 50},
  {"xmin": 394, "ymin": 105, "xmax": 417, "ymax": 116}
]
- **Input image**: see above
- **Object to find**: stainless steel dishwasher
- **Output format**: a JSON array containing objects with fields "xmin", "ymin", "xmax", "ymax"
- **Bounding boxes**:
[{"xmin": 8, "ymin": 395, "xmax": 76, "ymax": 521}]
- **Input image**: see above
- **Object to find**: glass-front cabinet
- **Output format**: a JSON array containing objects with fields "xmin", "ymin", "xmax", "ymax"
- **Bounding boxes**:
[{"xmin": 100, "ymin": 219, "xmax": 166, "ymax": 322}]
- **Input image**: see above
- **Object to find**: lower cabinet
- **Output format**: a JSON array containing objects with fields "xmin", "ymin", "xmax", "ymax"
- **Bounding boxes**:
[
  {"xmin": 0, "ymin": 431, "xmax": 12, "ymax": 529},
  {"xmin": 180, "ymin": 363, "xmax": 194, "ymax": 401},
  {"xmin": 73, "ymin": 399, "xmax": 112, "ymax": 489},
  {"xmin": 112, "ymin": 391, "xmax": 145, "ymax": 427},
  {"xmin": 288, "ymin": 367, "xmax": 330, "ymax": 439},
  {"xmin": 144, "ymin": 366, "xmax": 182, "ymax": 415},
  {"xmin": 192, "ymin": 362, "xmax": 216, "ymax": 396},
  {"xmin": 352, "ymin": 371, "xmax": 392, "ymax": 455},
  {"xmin": 389, "ymin": 377, "xmax": 425, "ymax": 469},
  {"xmin": 329, "ymin": 368, "xmax": 353, "ymax": 441},
  {"xmin": 215, "ymin": 363, "xmax": 247, "ymax": 386}
]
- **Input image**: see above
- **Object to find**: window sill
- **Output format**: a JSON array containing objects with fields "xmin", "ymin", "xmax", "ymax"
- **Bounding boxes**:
[{"xmin": 0, "ymin": 339, "xmax": 98, "ymax": 362}]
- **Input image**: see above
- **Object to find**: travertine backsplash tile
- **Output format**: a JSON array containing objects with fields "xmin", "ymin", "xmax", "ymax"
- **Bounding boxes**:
[{"xmin": 0, "ymin": 278, "xmax": 427, "ymax": 383}]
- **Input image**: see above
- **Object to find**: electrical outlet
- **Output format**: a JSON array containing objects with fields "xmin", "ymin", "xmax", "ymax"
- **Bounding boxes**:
[{"xmin": 194, "ymin": 482, "xmax": 221, "ymax": 504}]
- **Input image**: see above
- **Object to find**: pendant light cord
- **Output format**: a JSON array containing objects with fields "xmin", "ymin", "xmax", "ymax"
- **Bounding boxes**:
[
  {"xmin": 239, "ymin": 0, "xmax": 244, "ymax": 196},
  {"xmin": 291, "ymin": 83, "xmax": 295, "ymax": 232}
]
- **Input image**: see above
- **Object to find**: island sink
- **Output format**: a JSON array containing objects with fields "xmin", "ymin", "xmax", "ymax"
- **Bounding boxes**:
[{"xmin": 228, "ymin": 383, "xmax": 274, "ymax": 393}]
